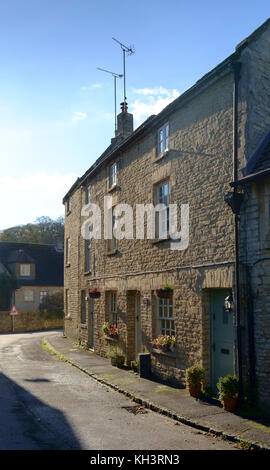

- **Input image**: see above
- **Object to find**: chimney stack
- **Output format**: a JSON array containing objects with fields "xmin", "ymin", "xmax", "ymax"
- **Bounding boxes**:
[{"xmin": 115, "ymin": 102, "xmax": 133, "ymax": 139}]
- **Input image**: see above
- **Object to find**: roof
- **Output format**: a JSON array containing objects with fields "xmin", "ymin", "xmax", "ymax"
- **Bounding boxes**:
[
  {"xmin": 234, "ymin": 128, "xmax": 270, "ymax": 186},
  {"xmin": 63, "ymin": 17, "xmax": 270, "ymax": 201},
  {"xmin": 0, "ymin": 242, "xmax": 63, "ymax": 287}
]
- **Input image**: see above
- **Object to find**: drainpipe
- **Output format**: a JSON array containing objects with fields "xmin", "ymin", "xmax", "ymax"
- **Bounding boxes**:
[
  {"xmin": 232, "ymin": 60, "xmax": 243, "ymax": 408},
  {"xmin": 224, "ymin": 60, "xmax": 244, "ymax": 407}
]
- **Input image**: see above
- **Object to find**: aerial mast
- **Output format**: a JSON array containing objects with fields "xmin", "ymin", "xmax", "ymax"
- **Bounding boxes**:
[
  {"xmin": 112, "ymin": 37, "xmax": 135, "ymax": 109},
  {"xmin": 96, "ymin": 67, "xmax": 123, "ymax": 132}
]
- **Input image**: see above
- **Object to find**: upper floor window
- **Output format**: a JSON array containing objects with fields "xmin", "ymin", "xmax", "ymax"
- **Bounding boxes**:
[
  {"xmin": 66, "ymin": 237, "xmax": 71, "ymax": 265},
  {"xmin": 20, "ymin": 264, "xmax": 31, "ymax": 277},
  {"xmin": 157, "ymin": 122, "xmax": 169, "ymax": 156},
  {"xmin": 109, "ymin": 162, "xmax": 117, "ymax": 188},
  {"xmin": 155, "ymin": 180, "xmax": 170, "ymax": 238},
  {"xmin": 66, "ymin": 198, "xmax": 71, "ymax": 214},
  {"xmin": 108, "ymin": 207, "xmax": 117, "ymax": 251},
  {"xmin": 85, "ymin": 185, "xmax": 91, "ymax": 204}
]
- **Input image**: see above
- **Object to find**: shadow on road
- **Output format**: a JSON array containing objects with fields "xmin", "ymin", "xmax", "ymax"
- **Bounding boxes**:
[{"xmin": 0, "ymin": 372, "xmax": 82, "ymax": 450}]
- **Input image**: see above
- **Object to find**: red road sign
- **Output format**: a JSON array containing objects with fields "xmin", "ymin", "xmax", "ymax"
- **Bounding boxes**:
[{"xmin": 9, "ymin": 305, "xmax": 19, "ymax": 316}]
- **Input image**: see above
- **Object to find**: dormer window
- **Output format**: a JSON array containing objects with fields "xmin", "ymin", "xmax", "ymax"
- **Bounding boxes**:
[
  {"xmin": 157, "ymin": 122, "xmax": 169, "ymax": 156},
  {"xmin": 20, "ymin": 264, "xmax": 31, "ymax": 277}
]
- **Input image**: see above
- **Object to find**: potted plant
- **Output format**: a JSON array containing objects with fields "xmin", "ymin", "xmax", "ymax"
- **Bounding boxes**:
[
  {"xmin": 186, "ymin": 364, "xmax": 204, "ymax": 397},
  {"xmin": 156, "ymin": 283, "xmax": 173, "ymax": 299},
  {"xmin": 151, "ymin": 335, "xmax": 176, "ymax": 352},
  {"xmin": 106, "ymin": 346, "xmax": 125, "ymax": 367},
  {"xmin": 89, "ymin": 288, "xmax": 101, "ymax": 298},
  {"xmin": 217, "ymin": 375, "xmax": 239, "ymax": 411},
  {"xmin": 102, "ymin": 322, "xmax": 118, "ymax": 338}
]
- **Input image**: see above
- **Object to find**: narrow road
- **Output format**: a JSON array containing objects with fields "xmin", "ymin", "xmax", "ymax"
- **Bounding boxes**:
[{"xmin": 0, "ymin": 330, "xmax": 237, "ymax": 450}]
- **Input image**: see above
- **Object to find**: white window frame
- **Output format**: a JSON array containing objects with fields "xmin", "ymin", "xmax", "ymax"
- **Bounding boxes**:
[
  {"xmin": 24, "ymin": 289, "xmax": 34, "ymax": 302},
  {"xmin": 158, "ymin": 298, "xmax": 175, "ymax": 336},
  {"xmin": 155, "ymin": 180, "xmax": 170, "ymax": 238},
  {"xmin": 109, "ymin": 162, "xmax": 117, "ymax": 188},
  {"xmin": 20, "ymin": 264, "xmax": 31, "ymax": 277},
  {"xmin": 157, "ymin": 122, "xmax": 169, "ymax": 156}
]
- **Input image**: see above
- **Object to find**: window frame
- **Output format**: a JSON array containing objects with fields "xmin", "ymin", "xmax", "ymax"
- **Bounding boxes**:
[
  {"xmin": 155, "ymin": 179, "xmax": 170, "ymax": 239},
  {"xmin": 85, "ymin": 185, "xmax": 91, "ymax": 204},
  {"xmin": 20, "ymin": 264, "xmax": 31, "ymax": 277},
  {"xmin": 66, "ymin": 237, "xmax": 71, "ymax": 266},
  {"xmin": 108, "ymin": 291, "xmax": 117, "ymax": 324},
  {"xmin": 157, "ymin": 297, "xmax": 175, "ymax": 337},
  {"xmin": 81, "ymin": 290, "xmax": 87, "ymax": 324},
  {"xmin": 157, "ymin": 122, "xmax": 169, "ymax": 157},
  {"xmin": 39, "ymin": 290, "xmax": 48, "ymax": 306},
  {"xmin": 24, "ymin": 289, "xmax": 34, "ymax": 302},
  {"xmin": 109, "ymin": 162, "xmax": 117, "ymax": 188}
]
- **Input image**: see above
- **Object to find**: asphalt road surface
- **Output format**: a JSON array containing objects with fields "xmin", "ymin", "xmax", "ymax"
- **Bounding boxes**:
[{"xmin": 0, "ymin": 330, "xmax": 238, "ymax": 450}]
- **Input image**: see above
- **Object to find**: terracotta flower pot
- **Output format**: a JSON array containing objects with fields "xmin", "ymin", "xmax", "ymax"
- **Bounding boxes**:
[
  {"xmin": 187, "ymin": 382, "xmax": 202, "ymax": 398},
  {"xmin": 222, "ymin": 396, "xmax": 238, "ymax": 412}
]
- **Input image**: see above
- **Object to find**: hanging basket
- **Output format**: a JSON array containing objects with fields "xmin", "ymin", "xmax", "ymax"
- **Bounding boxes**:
[
  {"xmin": 89, "ymin": 288, "xmax": 101, "ymax": 299},
  {"xmin": 156, "ymin": 287, "xmax": 173, "ymax": 299}
]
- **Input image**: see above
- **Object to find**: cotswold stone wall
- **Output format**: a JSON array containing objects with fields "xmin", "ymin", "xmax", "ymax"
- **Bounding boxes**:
[
  {"xmin": 0, "ymin": 310, "xmax": 63, "ymax": 333},
  {"xmin": 64, "ymin": 24, "xmax": 270, "ymax": 396},
  {"xmin": 64, "ymin": 66, "xmax": 237, "ymax": 386}
]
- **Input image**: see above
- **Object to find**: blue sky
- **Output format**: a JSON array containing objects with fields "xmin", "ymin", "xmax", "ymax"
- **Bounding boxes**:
[{"xmin": 0, "ymin": 1, "xmax": 269, "ymax": 229}]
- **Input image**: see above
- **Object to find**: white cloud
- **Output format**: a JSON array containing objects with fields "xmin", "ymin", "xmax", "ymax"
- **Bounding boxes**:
[
  {"xmin": 91, "ymin": 83, "xmax": 103, "ymax": 89},
  {"xmin": 0, "ymin": 172, "xmax": 78, "ymax": 230},
  {"xmin": 130, "ymin": 87, "xmax": 180, "ymax": 126},
  {"xmin": 72, "ymin": 111, "xmax": 88, "ymax": 123}
]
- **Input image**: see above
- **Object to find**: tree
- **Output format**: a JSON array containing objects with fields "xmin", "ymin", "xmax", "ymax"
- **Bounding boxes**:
[
  {"xmin": 0, "ymin": 216, "xmax": 64, "ymax": 245},
  {"xmin": 0, "ymin": 272, "xmax": 20, "ymax": 310},
  {"xmin": 39, "ymin": 291, "xmax": 64, "ymax": 319}
]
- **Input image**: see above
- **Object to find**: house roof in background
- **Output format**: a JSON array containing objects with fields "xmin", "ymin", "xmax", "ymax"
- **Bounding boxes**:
[{"xmin": 0, "ymin": 242, "xmax": 63, "ymax": 287}]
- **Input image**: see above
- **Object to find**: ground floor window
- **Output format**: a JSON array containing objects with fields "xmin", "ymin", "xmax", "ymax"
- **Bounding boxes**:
[
  {"xmin": 39, "ymin": 290, "xmax": 48, "ymax": 306},
  {"xmin": 24, "ymin": 290, "xmax": 34, "ymax": 302},
  {"xmin": 81, "ymin": 290, "xmax": 87, "ymax": 324},
  {"xmin": 158, "ymin": 297, "xmax": 175, "ymax": 336},
  {"xmin": 108, "ymin": 291, "xmax": 117, "ymax": 324}
]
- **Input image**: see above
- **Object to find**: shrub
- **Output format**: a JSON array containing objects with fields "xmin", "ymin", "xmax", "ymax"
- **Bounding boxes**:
[
  {"xmin": 186, "ymin": 365, "xmax": 205, "ymax": 385},
  {"xmin": 217, "ymin": 375, "xmax": 239, "ymax": 400}
]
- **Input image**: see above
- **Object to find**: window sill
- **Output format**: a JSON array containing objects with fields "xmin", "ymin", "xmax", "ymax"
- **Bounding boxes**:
[
  {"xmin": 155, "ymin": 149, "xmax": 169, "ymax": 162},
  {"xmin": 106, "ymin": 249, "xmax": 118, "ymax": 256},
  {"xmin": 151, "ymin": 236, "xmax": 170, "ymax": 245},
  {"xmin": 84, "ymin": 270, "xmax": 92, "ymax": 276},
  {"xmin": 66, "ymin": 263, "xmax": 71, "ymax": 268},
  {"xmin": 150, "ymin": 347, "xmax": 177, "ymax": 358},
  {"xmin": 107, "ymin": 184, "xmax": 119, "ymax": 194},
  {"xmin": 80, "ymin": 323, "xmax": 87, "ymax": 329}
]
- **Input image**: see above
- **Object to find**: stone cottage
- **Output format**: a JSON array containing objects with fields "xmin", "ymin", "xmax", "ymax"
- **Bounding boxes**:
[
  {"xmin": 0, "ymin": 242, "xmax": 64, "ymax": 312},
  {"xmin": 63, "ymin": 19, "xmax": 270, "ymax": 408}
]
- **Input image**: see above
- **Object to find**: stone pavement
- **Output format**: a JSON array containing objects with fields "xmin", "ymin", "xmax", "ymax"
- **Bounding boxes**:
[{"xmin": 43, "ymin": 331, "xmax": 270, "ymax": 450}]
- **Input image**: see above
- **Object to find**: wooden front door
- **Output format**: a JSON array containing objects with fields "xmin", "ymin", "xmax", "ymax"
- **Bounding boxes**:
[{"xmin": 210, "ymin": 289, "xmax": 235, "ymax": 391}]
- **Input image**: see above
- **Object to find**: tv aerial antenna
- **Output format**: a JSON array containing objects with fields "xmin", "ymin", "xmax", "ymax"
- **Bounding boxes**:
[
  {"xmin": 112, "ymin": 37, "xmax": 135, "ymax": 108},
  {"xmin": 96, "ymin": 67, "xmax": 123, "ymax": 132}
]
